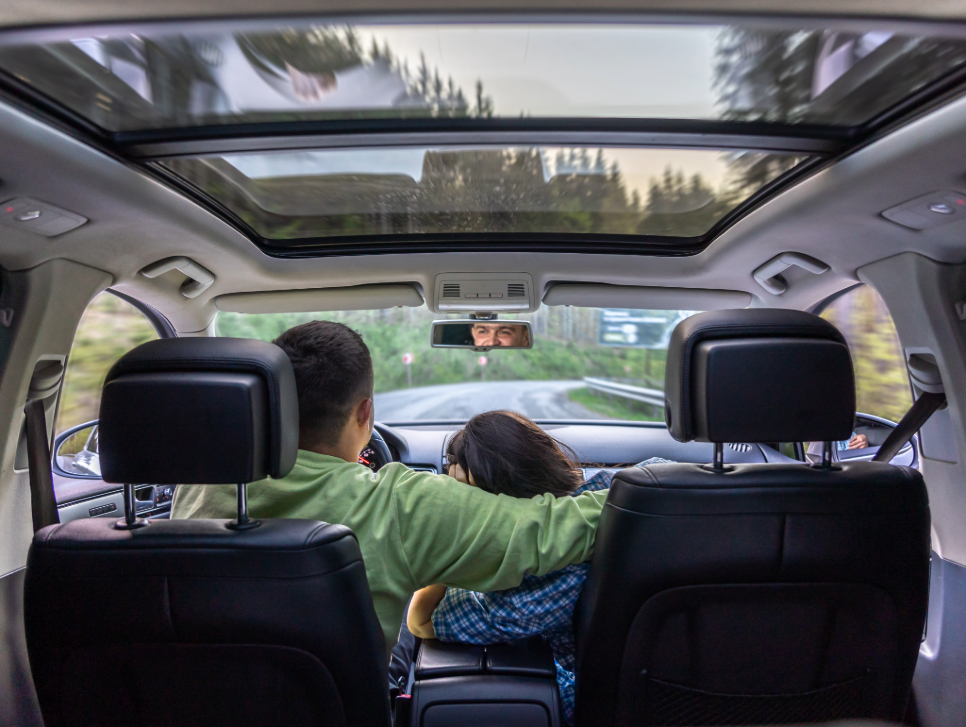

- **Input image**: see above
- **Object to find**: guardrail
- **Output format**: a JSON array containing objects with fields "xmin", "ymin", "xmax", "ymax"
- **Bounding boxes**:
[{"xmin": 582, "ymin": 377, "xmax": 665, "ymax": 407}]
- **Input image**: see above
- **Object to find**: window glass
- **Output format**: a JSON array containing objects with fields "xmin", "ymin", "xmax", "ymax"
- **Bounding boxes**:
[
  {"xmin": 55, "ymin": 292, "xmax": 159, "ymax": 436},
  {"xmin": 161, "ymin": 147, "xmax": 805, "ymax": 241},
  {"xmin": 819, "ymin": 285, "xmax": 911, "ymax": 423},
  {"xmin": 2, "ymin": 23, "xmax": 965, "ymax": 131},
  {"xmin": 217, "ymin": 306, "xmax": 699, "ymax": 422}
]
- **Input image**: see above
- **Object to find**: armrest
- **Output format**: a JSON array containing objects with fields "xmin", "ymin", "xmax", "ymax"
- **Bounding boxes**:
[
  {"xmin": 409, "ymin": 637, "xmax": 562, "ymax": 726},
  {"xmin": 416, "ymin": 635, "xmax": 554, "ymax": 679},
  {"xmin": 486, "ymin": 636, "xmax": 556, "ymax": 678},
  {"xmin": 415, "ymin": 641, "xmax": 484, "ymax": 679}
]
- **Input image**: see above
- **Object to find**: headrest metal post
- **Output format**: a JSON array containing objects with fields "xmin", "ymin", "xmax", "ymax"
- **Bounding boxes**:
[
  {"xmin": 821, "ymin": 441, "xmax": 833, "ymax": 469},
  {"xmin": 712, "ymin": 442, "xmax": 725, "ymax": 472},
  {"xmin": 114, "ymin": 483, "xmax": 148, "ymax": 530},
  {"xmin": 227, "ymin": 482, "xmax": 261, "ymax": 530}
]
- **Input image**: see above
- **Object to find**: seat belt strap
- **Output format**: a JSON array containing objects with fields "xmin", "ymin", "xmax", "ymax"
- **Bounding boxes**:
[
  {"xmin": 24, "ymin": 399, "xmax": 58, "ymax": 532},
  {"xmin": 872, "ymin": 391, "xmax": 946, "ymax": 463}
]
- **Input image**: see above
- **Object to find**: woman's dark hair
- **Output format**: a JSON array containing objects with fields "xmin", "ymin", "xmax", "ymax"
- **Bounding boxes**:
[{"xmin": 446, "ymin": 411, "xmax": 583, "ymax": 498}]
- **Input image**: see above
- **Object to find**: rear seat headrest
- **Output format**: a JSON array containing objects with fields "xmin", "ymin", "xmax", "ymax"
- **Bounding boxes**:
[
  {"xmin": 99, "ymin": 337, "xmax": 298, "ymax": 485},
  {"xmin": 664, "ymin": 309, "xmax": 856, "ymax": 444}
]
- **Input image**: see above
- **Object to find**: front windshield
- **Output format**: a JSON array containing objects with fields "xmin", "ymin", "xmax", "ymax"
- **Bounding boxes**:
[{"xmin": 216, "ymin": 305, "xmax": 695, "ymax": 422}]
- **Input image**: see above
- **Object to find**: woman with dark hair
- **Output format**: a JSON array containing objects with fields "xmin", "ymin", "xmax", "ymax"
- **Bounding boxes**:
[
  {"xmin": 407, "ymin": 410, "xmax": 670, "ymax": 725},
  {"xmin": 444, "ymin": 410, "xmax": 584, "ymax": 499}
]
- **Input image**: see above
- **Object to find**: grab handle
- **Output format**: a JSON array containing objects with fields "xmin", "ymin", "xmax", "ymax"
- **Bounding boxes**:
[
  {"xmin": 752, "ymin": 252, "xmax": 829, "ymax": 295},
  {"xmin": 140, "ymin": 256, "xmax": 215, "ymax": 299}
]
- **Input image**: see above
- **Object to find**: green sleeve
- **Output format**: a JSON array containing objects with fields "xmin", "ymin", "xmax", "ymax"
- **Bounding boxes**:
[{"xmin": 387, "ymin": 466, "xmax": 607, "ymax": 592}]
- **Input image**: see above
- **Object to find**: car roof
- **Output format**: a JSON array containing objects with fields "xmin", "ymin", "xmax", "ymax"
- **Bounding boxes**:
[{"xmin": 0, "ymin": 6, "xmax": 965, "ymax": 333}]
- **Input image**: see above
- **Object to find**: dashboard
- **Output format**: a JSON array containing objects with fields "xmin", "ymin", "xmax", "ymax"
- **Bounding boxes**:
[
  {"xmin": 56, "ymin": 417, "xmax": 911, "ymax": 524},
  {"xmin": 358, "ymin": 445, "xmax": 381, "ymax": 471},
  {"xmin": 369, "ymin": 420, "xmax": 801, "ymax": 475}
]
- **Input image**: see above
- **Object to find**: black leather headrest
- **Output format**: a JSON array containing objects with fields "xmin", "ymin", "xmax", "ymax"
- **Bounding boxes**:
[
  {"xmin": 664, "ymin": 309, "xmax": 855, "ymax": 444},
  {"xmin": 99, "ymin": 338, "xmax": 298, "ymax": 485}
]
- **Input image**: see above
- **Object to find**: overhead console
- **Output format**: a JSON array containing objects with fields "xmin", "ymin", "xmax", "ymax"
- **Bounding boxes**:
[{"xmin": 432, "ymin": 273, "xmax": 535, "ymax": 313}]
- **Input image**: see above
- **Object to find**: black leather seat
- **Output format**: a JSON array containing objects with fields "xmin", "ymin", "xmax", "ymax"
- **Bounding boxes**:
[
  {"xmin": 24, "ymin": 338, "xmax": 391, "ymax": 727},
  {"xmin": 573, "ymin": 309, "xmax": 930, "ymax": 726}
]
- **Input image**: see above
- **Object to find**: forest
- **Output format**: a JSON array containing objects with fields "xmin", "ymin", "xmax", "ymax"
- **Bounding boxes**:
[{"xmin": 55, "ymin": 286, "xmax": 911, "ymax": 433}]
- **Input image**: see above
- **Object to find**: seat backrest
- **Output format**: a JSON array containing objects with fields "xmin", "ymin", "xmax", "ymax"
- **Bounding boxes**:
[
  {"xmin": 573, "ymin": 310, "xmax": 930, "ymax": 727},
  {"xmin": 25, "ymin": 337, "xmax": 391, "ymax": 727}
]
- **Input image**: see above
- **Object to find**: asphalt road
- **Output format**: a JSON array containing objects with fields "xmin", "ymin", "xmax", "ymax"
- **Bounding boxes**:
[{"xmin": 373, "ymin": 380, "xmax": 607, "ymax": 421}]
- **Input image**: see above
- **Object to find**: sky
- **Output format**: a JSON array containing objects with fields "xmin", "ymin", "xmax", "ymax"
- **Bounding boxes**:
[
  {"xmin": 356, "ymin": 24, "xmax": 720, "ymax": 119},
  {"xmin": 354, "ymin": 24, "xmax": 730, "ymax": 187},
  {"xmin": 222, "ymin": 147, "xmax": 744, "ymax": 196}
]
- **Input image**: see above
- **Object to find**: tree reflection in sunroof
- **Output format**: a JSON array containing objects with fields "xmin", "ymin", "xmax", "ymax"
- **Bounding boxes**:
[
  {"xmin": 1, "ymin": 22, "xmax": 965, "ymax": 131},
  {"xmin": 159, "ymin": 146, "xmax": 804, "ymax": 240}
]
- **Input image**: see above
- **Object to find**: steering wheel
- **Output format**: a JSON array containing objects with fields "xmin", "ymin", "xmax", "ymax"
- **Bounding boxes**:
[{"xmin": 358, "ymin": 427, "xmax": 394, "ymax": 472}]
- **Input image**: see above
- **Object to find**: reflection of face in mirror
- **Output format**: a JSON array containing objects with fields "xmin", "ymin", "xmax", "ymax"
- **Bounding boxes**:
[{"xmin": 470, "ymin": 323, "xmax": 530, "ymax": 348}]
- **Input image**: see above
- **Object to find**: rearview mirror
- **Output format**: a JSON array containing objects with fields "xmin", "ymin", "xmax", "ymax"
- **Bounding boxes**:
[{"xmin": 431, "ymin": 320, "xmax": 533, "ymax": 351}]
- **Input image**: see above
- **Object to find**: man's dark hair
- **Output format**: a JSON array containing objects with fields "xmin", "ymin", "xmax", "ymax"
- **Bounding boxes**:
[
  {"xmin": 273, "ymin": 321, "xmax": 374, "ymax": 448},
  {"xmin": 446, "ymin": 411, "xmax": 582, "ymax": 498}
]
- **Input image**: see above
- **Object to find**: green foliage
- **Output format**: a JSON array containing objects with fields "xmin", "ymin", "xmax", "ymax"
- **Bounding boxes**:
[
  {"xmin": 567, "ymin": 387, "xmax": 663, "ymax": 422},
  {"xmin": 56, "ymin": 293, "xmax": 158, "ymax": 433},
  {"xmin": 55, "ymin": 289, "xmax": 914, "ymax": 435},
  {"xmin": 238, "ymin": 27, "xmax": 364, "ymax": 76},
  {"xmin": 216, "ymin": 307, "xmax": 669, "ymax": 394},
  {"xmin": 714, "ymin": 30, "xmax": 966, "ymax": 131},
  {"xmin": 820, "ymin": 286, "xmax": 912, "ymax": 423}
]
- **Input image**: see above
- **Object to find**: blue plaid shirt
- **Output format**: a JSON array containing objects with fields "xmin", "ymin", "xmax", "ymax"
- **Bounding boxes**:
[{"xmin": 431, "ymin": 459, "xmax": 672, "ymax": 725}]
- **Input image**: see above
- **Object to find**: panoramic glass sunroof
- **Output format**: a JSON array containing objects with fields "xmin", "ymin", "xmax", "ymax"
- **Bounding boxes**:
[
  {"xmin": 1, "ymin": 21, "xmax": 965, "ymax": 132},
  {"xmin": 159, "ymin": 146, "xmax": 806, "ymax": 240}
]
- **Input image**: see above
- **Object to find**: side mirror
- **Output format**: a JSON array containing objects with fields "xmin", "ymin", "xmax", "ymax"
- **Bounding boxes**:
[
  {"xmin": 53, "ymin": 420, "xmax": 102, "ymax": 479},
  {"xmin": 431, "ymin": 320, "xmax": 533, "ymax": 351}
]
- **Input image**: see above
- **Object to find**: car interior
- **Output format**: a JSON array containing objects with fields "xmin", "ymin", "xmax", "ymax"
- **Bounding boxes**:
[{"xmin": 1, "ymin": 2, "xmax": 966, "ymax": 727}]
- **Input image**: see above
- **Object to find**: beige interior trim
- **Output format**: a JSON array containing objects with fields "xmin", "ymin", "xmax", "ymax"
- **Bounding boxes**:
[
  {"xmin": 859, "ymin": 252, "xmax": 966, "ymax": 566},
  {"xmin": 0, "ymin": 259, "xmax": 112, "ymax": 575},
  {"xmin": 543, "ymin": 283, "xmax": 752, "ymax": 310},
  {"xmin": 215, "ymin": 283, "xmax": 424, "ymax": 314}
]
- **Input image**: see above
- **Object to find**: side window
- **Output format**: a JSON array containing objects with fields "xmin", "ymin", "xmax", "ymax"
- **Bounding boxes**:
[
  {"xmin": 819, "ymin": 285, "xmax": 912, "ymax": 423},
  {"xmin": 55, "ymin": 292, "xmax": 159, "ymax": 438}
]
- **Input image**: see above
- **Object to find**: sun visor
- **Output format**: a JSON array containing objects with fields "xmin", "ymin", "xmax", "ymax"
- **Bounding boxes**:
[
  {"xmin": 543, "ymin": 284, "xmax": 751, "ymax": 311},
  {"xmin": 215, "ymin": 284, "xmax": 424, "ymax": 314}
]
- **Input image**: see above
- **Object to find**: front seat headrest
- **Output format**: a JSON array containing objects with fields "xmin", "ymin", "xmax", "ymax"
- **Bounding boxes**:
[
  {"xmin": 664, "ymin": 309, "xmax": 855, "ymax": 444},
  {"xmin": 99, "ymin": 337, "xmax": 298, "ymax": 485}
]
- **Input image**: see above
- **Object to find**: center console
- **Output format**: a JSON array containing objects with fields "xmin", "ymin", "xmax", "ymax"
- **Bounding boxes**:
[{"xmin": 398, "ymin": 636, "xmax": 562, "ymax": 727}]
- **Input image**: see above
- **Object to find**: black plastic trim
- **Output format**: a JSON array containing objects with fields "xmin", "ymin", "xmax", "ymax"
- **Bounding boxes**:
[
  {"xmin": 807, "ymin": 282, "xmax": 864, "ymax": 315},
  {"xmin": 258, "ymin": 233, "xmax": 706, "ymax": 258},
  {"xmin": 107, "ymin": 289, "xmax": 177, "ymax": 338},
  {"xmin": 121, "ymin": 118, "xmax": 849, "ymax": 156}
]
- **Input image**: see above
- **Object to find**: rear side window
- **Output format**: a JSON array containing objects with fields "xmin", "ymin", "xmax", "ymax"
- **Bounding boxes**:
[
  {"xmin": 55, "ymin": 292, "xmax": 159, "ymax": 436},
  {"xmin": 819, "ymin": 285, "xmax": 911, "ymax": 423}
]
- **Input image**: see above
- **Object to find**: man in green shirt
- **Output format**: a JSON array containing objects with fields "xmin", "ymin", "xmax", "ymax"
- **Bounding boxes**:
[{"xmin": 172, "ymin": 320, "xmax": 607, "ymax": 656}]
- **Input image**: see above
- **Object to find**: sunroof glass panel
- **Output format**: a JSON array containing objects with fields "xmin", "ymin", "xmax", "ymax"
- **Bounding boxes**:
[
  {"xmin": 1, "ymin": 22, "xmax": 964, "ymax": 132},
  {"xmin": 159, "ymin": 146, "xmax": 807, "ymax": 240}
]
